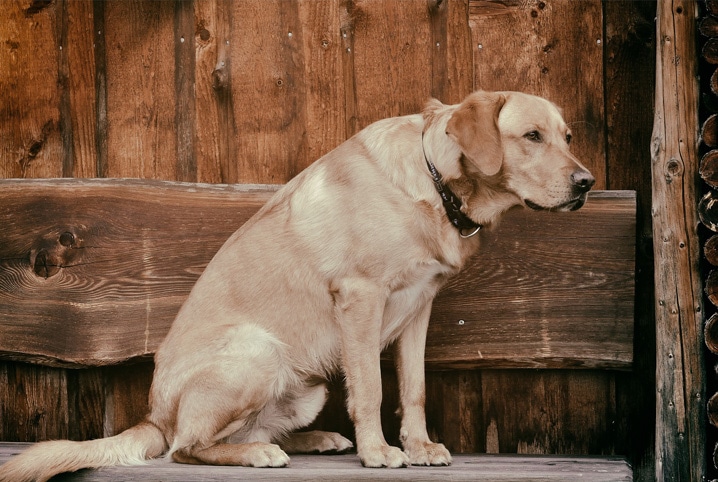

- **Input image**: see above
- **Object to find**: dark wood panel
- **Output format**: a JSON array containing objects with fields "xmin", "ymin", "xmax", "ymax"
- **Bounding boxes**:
[
  {"xmin": 0, "ymin": 363, "xmax": 67, "ymax": 442},
  {"xmin": 426, "ymin": 191, "xmax": 636, "ymax": 369},
  {"xmin": 102, "ymin": 363, "xmax": 154, "ymax": 436},
  {"xmin": 480, "ymin": 370, "xmax": 618, "ymax": 455},
  {"xmin": 66, "ymin": 367, "xmax": 104, "ymax": 441},
  {"xmin": 603, "ymin": 2, "xmax": 657, "ymax": 480},
  {"xmin": 0, "ymin": 180, "xmax": 634, "ymax": 369}
]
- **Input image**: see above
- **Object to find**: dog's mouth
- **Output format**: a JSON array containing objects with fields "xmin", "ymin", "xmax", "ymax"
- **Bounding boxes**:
[{"xmin": 524, "ymin": 193, "xmax": 587, "ymax": 212}]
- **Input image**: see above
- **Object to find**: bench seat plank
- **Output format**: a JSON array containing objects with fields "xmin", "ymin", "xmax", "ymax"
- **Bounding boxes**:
[
  {"xmin": 0, "ymin": 179, "xmax": 635, "ymax": 369},
  {"xmin": 0, "ymin": 443, "xmax": 632, "ymax": 481}
]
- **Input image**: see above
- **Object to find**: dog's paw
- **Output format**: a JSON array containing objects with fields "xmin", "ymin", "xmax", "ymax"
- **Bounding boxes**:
[
  {"xmin": 403, "ymin": 440, "xmax": 452, "ymax": 466},
  {"xmin": 359, "ymin": 444, "xmax": 409, "ymax": 468},
  {"xmin": 313, "ymin": 431, "xmax": 354, "ymax": 453},
  {"xmin": 245, "ymin": 443, "xmax": 291, "ymax": 467},
  {"xmin": 282, "ymin": 430, "xmax": 354, "ymax": 454}
]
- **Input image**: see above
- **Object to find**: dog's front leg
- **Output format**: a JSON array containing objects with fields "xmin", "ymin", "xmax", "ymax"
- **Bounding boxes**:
[
  {"xmin": 395, "ymin": 301, "xmax": 452, "ymax": 466},
  {"xmin": 335, "ymin": 279, "xmax": 409, "ymax": 468}
]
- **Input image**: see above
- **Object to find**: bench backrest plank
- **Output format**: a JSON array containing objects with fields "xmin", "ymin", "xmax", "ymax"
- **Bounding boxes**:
[{"xmin": 0, "ymin": 179, "xmax": 635, "ymax": 369}]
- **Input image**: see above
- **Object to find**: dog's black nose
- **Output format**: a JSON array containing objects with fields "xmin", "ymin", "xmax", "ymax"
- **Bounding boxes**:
[{"xmin": 570, "ymin": 170, "xmax": 595, "ymax": 192}]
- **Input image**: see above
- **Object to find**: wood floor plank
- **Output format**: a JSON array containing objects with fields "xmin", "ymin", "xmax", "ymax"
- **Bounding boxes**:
[{"xmin": 0, "ymin": 443, "xmax": 632, "ymax": 481}]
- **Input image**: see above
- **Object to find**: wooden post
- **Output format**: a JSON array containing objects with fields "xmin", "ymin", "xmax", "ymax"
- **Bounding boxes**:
[{"xmin": 651, "ymin": 1, "xmax": 706, "ymax": 480}]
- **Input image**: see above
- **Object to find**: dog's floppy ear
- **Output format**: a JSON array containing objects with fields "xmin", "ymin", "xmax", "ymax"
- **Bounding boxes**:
[{"xmin": 445, "ymin": 92, "xmax": 506, "ymax": 176}]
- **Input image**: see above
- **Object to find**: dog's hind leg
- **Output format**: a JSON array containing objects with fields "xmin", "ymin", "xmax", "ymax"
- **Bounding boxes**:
[
  {"xmin": 164, "ymin": 324, "xmax": 296, "ymax": 467},
  {"xmin": 168, "ymin": 377, "xmax": 292, "ymax": 467},
  {"xmin": 267, "ymin": 383, "xmax": 354, "ymax": 454}
]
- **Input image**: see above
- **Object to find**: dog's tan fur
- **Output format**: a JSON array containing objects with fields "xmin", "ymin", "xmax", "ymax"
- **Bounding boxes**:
[{"xmin": 0, "ymin": 91, "xmax": 593, "ymax": 481}]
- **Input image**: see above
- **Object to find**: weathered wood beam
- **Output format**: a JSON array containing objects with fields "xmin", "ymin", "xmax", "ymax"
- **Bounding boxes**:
[
  {"xmin": 0, "ymin": 179, "xmax": 635, "ymax": 370},
  {"xmin": 651, "ymin": 1, "xmax": 706, "ymax": 480}
]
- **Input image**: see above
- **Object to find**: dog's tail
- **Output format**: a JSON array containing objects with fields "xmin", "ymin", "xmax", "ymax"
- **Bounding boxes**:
[{"xmin": 0, "ymin": 421, "xmax": 166, "ymax": 482}]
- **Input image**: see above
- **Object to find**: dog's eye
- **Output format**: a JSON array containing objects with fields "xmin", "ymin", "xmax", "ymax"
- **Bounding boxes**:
[
  {"xmin": 566, "ymin": 133, "xmax": 573, "ymax": 144},
  {"xmin": 524, "ymin": 131, "xmax": 542, "ymax": 142}
]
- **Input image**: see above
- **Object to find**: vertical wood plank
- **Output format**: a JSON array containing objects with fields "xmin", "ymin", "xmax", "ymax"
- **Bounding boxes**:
[
  {"xmin": 104, "ymin": 0, "xmax": 176, "ymax": 179},
  {"xmin": 429, "ymin": 0, "xmax": 473, "ymax": 104},
  {"xmin": 340, "ymin": 0, "xmax": 359, "ymax": 138},
  {"xmin": 230, "ymin": 0, "xmax": 308, "ymax": 183},
  {"xmin": 0, "ymin": 362, "xmax": 68, "ymax": 442},
  {"xmin": 652, "ymin": 1, "xmax": 705, "ymax": 480},
  {"xmin": 174, "ymin": 0, "xmax": 197, "ymax": 183},
  {"xmin": 350, "ymin": 0, "xmax": 433, "ymax": 125},
  {"xmin": 56, "ymin": 0, "xmax": 73, "ymax": 177},
  {"xmin": 469, "ymin": 0, "xmax": 606, "ymax": 188},
  {"xmin": 194, "ymin": 0, "xmax": 235, "ymax": 183},
  {"xmin": 66, "ymin": 0, "xmax": 99, "ymax": 178},
  {"xmin": 66, "ymin": 368, "xmax": 104, "ymax": 441},
  {"xmin": 0, "ymin": 1, "xmax": 71, "ymax": 445},
  {"xmin": 0, "ymin": 0, "xmax": 64, "ymax": 178},
  {"xmin": 93, "ymin": 0, "xmax": 108, "ymax": 178},
  {"xmin": 298, "ymin": 0, "xmax": 346, "ymax": 165}
]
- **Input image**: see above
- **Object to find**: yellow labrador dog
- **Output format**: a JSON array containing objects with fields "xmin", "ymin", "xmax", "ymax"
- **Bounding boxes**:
[{"xmin": 0, "ymin": 91, "xmax": 594, "ymax": 481}]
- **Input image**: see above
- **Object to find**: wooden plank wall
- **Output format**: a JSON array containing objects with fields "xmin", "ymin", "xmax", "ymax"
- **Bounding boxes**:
[{"xmin": 0, "ymin": 0, "xmax": 657, "ymax": 479}]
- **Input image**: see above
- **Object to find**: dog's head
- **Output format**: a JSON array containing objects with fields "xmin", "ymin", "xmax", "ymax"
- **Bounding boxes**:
[{"xmin": 445, "ymin": 91, "xmax": 594, "ymax": 212}]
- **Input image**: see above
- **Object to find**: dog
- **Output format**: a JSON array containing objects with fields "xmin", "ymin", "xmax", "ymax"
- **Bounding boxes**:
[{"xmin": 0, "ymin": 90, "xmax": 594, "ymax": 481}]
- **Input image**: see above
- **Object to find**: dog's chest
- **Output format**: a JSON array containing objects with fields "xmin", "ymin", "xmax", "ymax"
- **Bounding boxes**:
[{"xmin": 380, "ymin": 259, "xmax": 456, "ymax": 345}]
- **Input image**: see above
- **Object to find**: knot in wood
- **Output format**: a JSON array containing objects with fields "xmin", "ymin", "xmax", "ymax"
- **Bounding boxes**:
[
  {"xmin": 664, "ymin": 157, "xmax": 683, "ymax": 182},
  {"xmin": 59, "ymin": 231, "xmax": 75, "ymax": 247},
  {"xmin": 33, "ymin": 249, "xmax": 60, "ymax": 279},
  {"xmin": 211, "ymin": 68, "xmax": 228, "ymax": 91}
]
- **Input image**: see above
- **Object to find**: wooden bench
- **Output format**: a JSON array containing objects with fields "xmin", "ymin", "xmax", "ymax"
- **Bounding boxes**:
[{"xmin": 0, "ymin": 179, "xmax": 636, "ymax": 480}]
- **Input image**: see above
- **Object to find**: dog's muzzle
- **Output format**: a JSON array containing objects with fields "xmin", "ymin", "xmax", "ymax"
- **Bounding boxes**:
[{"xmin": 525, "ymin": 169, "xmax": 595, "ymax": 212}]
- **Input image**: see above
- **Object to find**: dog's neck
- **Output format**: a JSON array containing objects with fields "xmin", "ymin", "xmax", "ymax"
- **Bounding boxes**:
[
  {"xmin": 445, "ymin": 164, "xmax": 522, "ymax": 229},
  {"xmin": 422, "ymin": 133, "xmax": 483, "ymax": 238}
]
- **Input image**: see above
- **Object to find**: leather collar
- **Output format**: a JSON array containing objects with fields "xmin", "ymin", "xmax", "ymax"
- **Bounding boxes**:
[{"xmin": 422, "ymin": 132, "xmax": 482, "ymax": 238}]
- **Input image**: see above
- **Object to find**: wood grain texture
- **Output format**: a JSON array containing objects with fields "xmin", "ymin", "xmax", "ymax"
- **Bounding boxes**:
[
  {"xmin": 230, "ymin": 0, "xmax": 308, "ymax": 183},
  {"xmin": 66, "ymin": 367, "xmax": 104, "ymax": 441},
  {"xmin": 0, "ymin": 0, "xmax": 64, "ymax": 178},
  {"xmin": 429, "ymin": 0, "xmax": 474, "ymax": 105},
  {"xmin": 65, "ymin": 0, "xmax": 99, "ymax": 178},
  {"xmin": 0, "ymin": 444, "xmax": 633, "ymax": 481},
  {"xmin": 103, "ymin": 0, "xmax": 176, "ymax": 179},
  {"xmin": 425, "ymin": 191, "xmax": 636, "ymax": 369},
  {"xmin": 0, "ymin": 363, "xmax": 68, "ymax": 442},
  {"xmin": 102, "ymin": 363, "xmax": 153, "ymax": 437},
  {"xmin": 651, "ymin": 1, "xmax": 706, "ymax": 480},
  {"xmin": 349, "ymin": 0, "xmax": 434, "ymax": 125},
  {"xmin": 481, "ymin": 370, "xmax": 617, "ymax": 455},
  {"xmin": 0, "ymin": 180, "xmax": 634, "ymax": 369},
  {"xmin": 469, "ymin": 0, "xmax": 606, "ymax": 189},
  {"xmin": 0, "ymin": 179, "xmax": 276, "ymax": 365}
]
